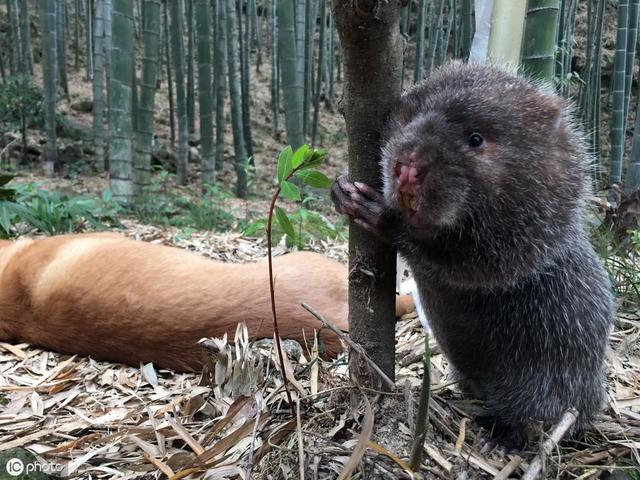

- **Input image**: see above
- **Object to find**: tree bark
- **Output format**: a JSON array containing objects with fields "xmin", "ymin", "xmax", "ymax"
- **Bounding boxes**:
[{"xmin": 332, "ymin": 0, "xmax": 403, "ymax": 386}]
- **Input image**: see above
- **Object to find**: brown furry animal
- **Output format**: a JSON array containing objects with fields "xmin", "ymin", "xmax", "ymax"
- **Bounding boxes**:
[{"xmin": 0, "ymin": 233, "xmax": 364, "ymax": 371}]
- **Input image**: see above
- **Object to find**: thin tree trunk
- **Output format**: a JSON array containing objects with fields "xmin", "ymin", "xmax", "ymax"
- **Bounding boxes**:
[
  {"xmin": 195, "ymin": 0, "xmax": 215, "ymax": 186},
  {"xmin": 39, "ymin": 0, "xmax": 58, "ymax": 176},
  {"xmin": 270, "ymin": 0, "xmax": 279, "ymax": 131},
  {"xmin": 311, "ymin": 0, "xmax": 325, "ymax": 145},
  {"xmin": 214, "ymin": 0, "xmax": 227, "ymax": 171},
  {"xmin": 303, "ymin": 0, "xmax": 315, "ymax": 137},
  {"xmin": 240, "ymin": 0, "xmax": 254, "ymax": 160},
  {"xmin": 169, "ymin": 0, "xmax": 189, "ymax": 185},
  {"xmin": 93, "ymin": 0, "xmax": 106, "ymax": 170},
  {"xmin": 104, "ymin": 0, "xmax": 112, "ymax": 106},
  {"xmin": 7, "ymin": 0, "xmax": 17, "ymax": 75},
  {"xmin": 460, "ymin": 0, "xmax": 473, "ymax": 59},
  {"xmin": 414, "ymin": 0, "xmax": 427, "ymax": 82},
  {"xmin": 186, "ymin": 0, "xmax": 196, "ymax": 134},
  {"xmin": 426, "ymin": 0, "xmax": 445, "ymax": 76},
  {"xmin": 109, "ymin": 0, "xmax": 135, "ymax": 201},
  {"xmin": 277, "ymin": 0, "xmax": 304, "ymax": 149},
  {"xmin": 86, "ymin": 0, "xmax": 94, "ymax": 80},
  {"xmin": 75, "ymin": 0, "xmax": 81, "ymax": 70},
  {"xmin": 226, "ymin": 0, "xmax": 247, "ymax": 197},
  {"xmin": 57, "ymin": 0, "xmax": 70, "ymax": 96},
  {"xmin": 17, "ymin": 0, "xmax": 32, "ymax": 75},
  {"xmin": 333, "ymin": 0, "xmax": 403, "ymax": 385},
  {"xmin": 163, "ymin": 0, "xmax": 176, "ymax": 147},
  {"xmin": 135, "ymin": 0, "xmax": 161, "ymax": 198}
]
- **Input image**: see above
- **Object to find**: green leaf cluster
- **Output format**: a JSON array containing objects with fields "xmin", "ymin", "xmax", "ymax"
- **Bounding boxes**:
[
  {"xmin": 0, "ymin": 76, "xmax": 44, "ymax": 131},
  {"xmin": 130, "ymin": 178, "xmax": 236, "ymax": 231},
  {"xmin": 273, "ymin": 144, "xmax": 332, "ymax": 245},
  {"xmin": 0, "ymin": 182, "xmax": 122, "ymax": 238},
  {"xmin": 245, "ymin": 144, "xmax": 340, "ymax": 248}
]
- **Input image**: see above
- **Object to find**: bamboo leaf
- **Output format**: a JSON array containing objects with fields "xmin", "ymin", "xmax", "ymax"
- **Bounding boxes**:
[
  {"xmin": 280, "ymin": 181, "xmax": 301, "ymax": 201},
  {"xmin": 275, "ymin": 206, "xmax": 296, "ymax": 240},
  {"xmin": 295, "ymin": 170, "xmax": 332, "ymax": 189},
  {"xmin": 277, "ymin": 146, "xmax": 293, "ymax": 183}
]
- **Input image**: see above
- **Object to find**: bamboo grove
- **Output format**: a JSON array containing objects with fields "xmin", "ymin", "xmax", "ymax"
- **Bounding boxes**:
[{"xmin": 1, "ymin": 0, "xmax": 640, "ymax": 201}]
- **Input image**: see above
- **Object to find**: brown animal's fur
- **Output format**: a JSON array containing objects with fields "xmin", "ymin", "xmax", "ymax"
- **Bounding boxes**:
[{"xmin": 0, "ymin": 233, "xmax": 355, "ymax": 371}]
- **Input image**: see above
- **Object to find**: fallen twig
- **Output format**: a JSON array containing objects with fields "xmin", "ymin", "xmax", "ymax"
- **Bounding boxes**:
[
  {"xmin": 409, "ymin": 335, "xmax": 431, "ymax": 470},
  {"xmin": 301, "ymin": 302, "xmax": 395, "ymax": 391},
  {"xmin": 521, "ymin": 408, "xmax": 579, "ymax": 480}
]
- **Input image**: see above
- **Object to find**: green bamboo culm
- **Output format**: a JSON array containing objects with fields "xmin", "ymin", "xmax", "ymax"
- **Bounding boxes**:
[
  {"xmin": 163, "ymin": 0, "xmax": 176, "ymax": 147},
  {"xmin": 240, "ymin": 0, "xmax": 255, "ymax": 161},
  {"xmin": 311, "ymin": 0, "xmax": 325, "ymax": 145},
  {"xmin": 626, "ymin": 95, "xmax": 640, "ymax": 191},
  {"xmin": 195, "ymin": 0, "xmax": 215, "ymax": 186},
  {"xmin": 294, "ymin": 0, "xmax": 306, "ymax": 133},
  {"xmin": 226, "ymin": 0, "xmax": 247, "ymax": 197},
  {"xmin": 93, "ymin": 0, "xmax": 107, "ymax": 170},
  {"xmin": 86, "ymin": 0, "xmax": 94, "ymax": 80},
  {"xmin": 556, "ymin": 0, "xmax": 578, "ymax": 97},
  {"xmin": 56, "ymin": 1, "xmax": 69, "ymax": 96},
  {"xmin": 426, "ymin": 0, "xmax": 444, "ymax": 76},
  {"xmin": 134, "ymin": 0, "xmax": 161, "ymax": 199},
  {"xmin": 610, "ymin": 0, "xmax": 630, "ymax": 185},
  {"xmin": 270, "ymin": 0, "xmax": 280, "ymax": 131},
  {"xmin": 623, "ymin": 0, "xmax": 640, "ymax": 124},
  {"xmin": 277, "ymin": 0, "xmax": 304, "ymax": 150},
  {"xmin": 75, "ymin": 0, "xmax": 81, "ymax": 71},
  {"xmin": 442, "ymin": 0, "xmax": 456, "ymax": 64},
  {"xmin": 186, "ymin": 0, "xmax": 196, "ymax": 135},
  {"xmin": 460, "ymin": 0, "xmax": 474, "ymax": 59},
  {"xmin": 38, "ymin": 0, "xmax": 57, "ymax": 176},
  {"xmin": 328, "ymin": 12, "xmax": 334, "ymax": 100},
  {"xmin": 214, "ymin": 0, "xmax": 227, "ymax": 172},
  {"xmin": 17, "ymin": 0, "xmax": 32, "ymax": 75},
  {"xmin": 108, "ymin": 0, "xmax": 135, "ymax": 201},
  {"xmin": 6, "ymin": 0, "xmax": 17, "ymax": 75},
  {"xmin": 169, "ymin": 0, "xmax": 189, "ymax": 185},
  {"xmin": 104, "ymin": 0, "xmax": 113, "ymax": 105},
  {"xmin": 303, "ymin": 0, "xmax": 316, "ymax": 137},
  {"xmin": 577, "ymin": 0, "xmax": 605, "ymax": 173},
  {"xmin": 250, "ymin": 0, "xmax": 262, "ymax": 69},
  {"xmin": 521, "ymin": 0, "xmax": 560, "ymax": 82},
  {"xmin": 414, "ymin": 0, "xmax": 427, "ymax": 83}
]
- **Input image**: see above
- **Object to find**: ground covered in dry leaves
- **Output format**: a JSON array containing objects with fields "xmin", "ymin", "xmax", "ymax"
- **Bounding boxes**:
[{"xmin": 0, "ymin": 220, "xmax": 638, "ymax": 480}]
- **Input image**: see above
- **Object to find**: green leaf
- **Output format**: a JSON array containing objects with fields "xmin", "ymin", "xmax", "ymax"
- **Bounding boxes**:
[
  {"xmin": 299, "ymin": 207, "xmax": 308, "ymax": 222},
  {"xmin": 0, "ymin": 204, "xmax": 12, "ymax": 235},
  {"xmin": 243, "ymin": 220, "xmax": 267, "ymax": 237},
  {"xmin": 291, "ymin": 144, "xmax": 310, "ymax": 169},
  {"xmin": 295, "ymin": 170, "xmax": 332, "ymax": 189},
  {"xmin": 276, "ymin": 146, "xmax": 293, "ymax": 184},
  {"xmin": 299, "ymin": 148, "xmax": 327, "ymax": 170},
  {"xmin": 275, "ymin": 206, "xmax": 296, "ymax": 239},
  {"xmin": 280, "ymin": 181, "xmax": 301, "ymax": 201}
]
